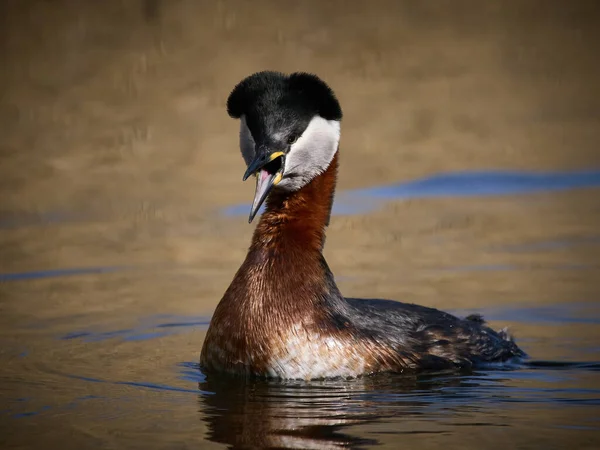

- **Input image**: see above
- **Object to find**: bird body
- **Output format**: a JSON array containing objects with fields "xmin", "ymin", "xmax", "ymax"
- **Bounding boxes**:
[{"xmin": 200, "ymin": 71, "xmax": 525, "ymax": 380}]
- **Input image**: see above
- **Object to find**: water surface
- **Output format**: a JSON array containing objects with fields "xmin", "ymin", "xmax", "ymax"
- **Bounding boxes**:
[{"xmin": 2, "ymin": 1, "xmax": 600, "ymax": 449}]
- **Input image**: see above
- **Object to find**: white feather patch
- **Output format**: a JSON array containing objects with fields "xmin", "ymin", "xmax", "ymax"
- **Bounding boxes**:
[
  {"xmin": 278, "ymin": 116, "xmax": 341, "ymax": 192},
  {"xmin": 267, "ymin": 323, "xmax": 366, "ymax": 380},
  {"xmin": 238, "ymin": 115, "xmax": 340, "ymax": 192}
]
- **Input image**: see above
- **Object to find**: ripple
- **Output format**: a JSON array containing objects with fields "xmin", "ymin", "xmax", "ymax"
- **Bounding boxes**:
[
  {"xmin": 0, "ymin": 266, "xmax": 129, "ymax": 282},
  {"xmin": 59, "ymin": 315, "xmax": 211, "ymax": 343}
]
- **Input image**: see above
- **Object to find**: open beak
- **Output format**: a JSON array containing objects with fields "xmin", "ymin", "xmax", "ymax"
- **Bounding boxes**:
[{"xmin": 243, "ymin": 151, "xmax": 285, "ymax": 223}]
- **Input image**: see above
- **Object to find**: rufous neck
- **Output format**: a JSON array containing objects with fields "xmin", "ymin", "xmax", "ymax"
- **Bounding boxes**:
[{"xmin": 250, "ymin": 152, "xmax": 339, "ymax": 254}]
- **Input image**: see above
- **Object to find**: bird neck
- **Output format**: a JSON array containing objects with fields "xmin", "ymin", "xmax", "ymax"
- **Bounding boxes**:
[
  {"xmin": 200, "ymin": 152, "xmax": 343, "ymax": 374},
  {"xmin": 250, "ymin": 151, "xmax": 338, "ymax": 255}
]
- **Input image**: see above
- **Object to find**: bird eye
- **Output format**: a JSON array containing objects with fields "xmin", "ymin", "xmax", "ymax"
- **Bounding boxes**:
[{"xmin": 287, "ymin": 134, "xmax": 298, "ymax": 145}]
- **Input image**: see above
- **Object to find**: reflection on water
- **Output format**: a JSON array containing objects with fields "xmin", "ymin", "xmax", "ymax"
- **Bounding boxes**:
[
  {"xmin": 224, "ymin": 169, "xmax": 600, "ymax": 217},
  {"xmin": 451, "ymin": 302, "xmax": 600, "ymax": 326},
  {"xmin": 59, "ymin": 314, "xmax": 210, "ymax": 343},
  {"xmin": 199, "ymin": 361, "xmax": 600, "ymax": 449},
  {"xmin": 200, "ymin": 373, "xmax": 444, "ymax": 449},
  {"xmin": 0, "ymin": 265, "xmax": 127, "ymax": 282}
]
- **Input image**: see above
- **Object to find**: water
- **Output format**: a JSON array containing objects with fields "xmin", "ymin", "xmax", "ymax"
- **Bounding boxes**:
[
  {"xmin": 2, "ymin": 180, "xmax": 600, "ymax": 448},
  {"xmin": 2, "ymin": 299, "xmax": 599, "ymax": 448},
  {"xmin": 2, "ymin": 1, "xmax": 600, "ymax": 448},
  {"xmin": 223, "ymin": 169, "xmax": 600, "ymax": 217}
]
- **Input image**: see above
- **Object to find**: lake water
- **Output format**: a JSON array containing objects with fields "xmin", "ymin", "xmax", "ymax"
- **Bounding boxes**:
[
  {"xmin": 1, "ymin": 1, "xmax": 599, "ymax": 449},
  {"xmin": 2, "ymin": 175, "xmax": 599, "ymax": 449}
]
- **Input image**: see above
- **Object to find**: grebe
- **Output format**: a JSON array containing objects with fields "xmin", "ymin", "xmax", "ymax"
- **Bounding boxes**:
[{"xmin": 200, "ymin": 71, "xmax": 526, "ymax": 380}]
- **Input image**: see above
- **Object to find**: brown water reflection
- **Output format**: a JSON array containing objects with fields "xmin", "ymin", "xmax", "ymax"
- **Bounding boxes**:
[
  {"xmin": 1, "ymin": 1, "xmax": 600, "ymax": 449},
  {"xmin": 202, "ymin": 375, "xmax": 464, "ymax": 449},
  {"xmin": 199, "ymin": 365, "xmax": 600, "ymax": 449}
]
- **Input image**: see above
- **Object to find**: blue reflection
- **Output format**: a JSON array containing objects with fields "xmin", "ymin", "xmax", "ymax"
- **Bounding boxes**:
[
  {"xmin": 60, "ymin": 315, "xmax": 211, "ymax": 343},
  {"xmin": 223, "ymin": 169, "xmax": 600, "ymax": 216},
  {"xmin": 451, "ymin": 302, "xmax": 600, "ymax": 325},
  {"xmin": 0, "ymin": 266, "xmax": 128, "ymax": 282}
]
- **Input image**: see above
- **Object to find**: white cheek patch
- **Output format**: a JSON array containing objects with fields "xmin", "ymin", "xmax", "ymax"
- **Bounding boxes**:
[
  {"xmin": 278, "ymin": 116, "xmax": 341, "ymax": 191},
  {"xmin": 239, "ymin": 115, "xmax": 256, "ymax": 167}
]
